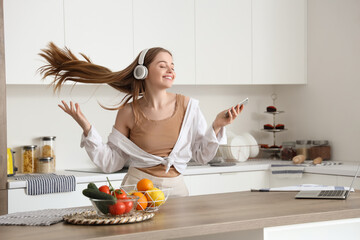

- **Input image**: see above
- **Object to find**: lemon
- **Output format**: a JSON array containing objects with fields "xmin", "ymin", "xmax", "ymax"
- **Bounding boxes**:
[{"xmin": 145, "ymin": 187, "xmax": 165, "ymax": 207}]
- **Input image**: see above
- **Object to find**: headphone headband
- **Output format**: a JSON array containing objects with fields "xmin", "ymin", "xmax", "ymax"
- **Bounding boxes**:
[
  {"xmin": 133, "ymin": 48, "xmax": 150, "ymax": 80},
  {"xmin": 138, "ymin": 48, "xmax": 149, "ymax": 65}
]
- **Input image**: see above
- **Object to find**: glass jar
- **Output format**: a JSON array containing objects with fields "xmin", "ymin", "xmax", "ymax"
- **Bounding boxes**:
[
  {"xmin": 36, "ymin": 157, "xmax": 55, "ymax": 173},
  {"xmin": 40, "ymin": 136, "xmax": 56, "ymax": 171},
  {"xmin": 22, "ymin": 145, "xmax": 37, "ymax": 173},
  {"xmin": 281, "ymin": 142, "xmax": 297, "ymax": 160},
  {"xmin": 309, "ymin": 140, "xmax": 331, "ymax": 160},
  {"xmin": 296, "ymin": 140, "xmax": 311, "ymax": 160}
]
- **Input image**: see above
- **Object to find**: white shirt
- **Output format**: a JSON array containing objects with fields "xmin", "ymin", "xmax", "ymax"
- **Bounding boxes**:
[{"xmin": 80, "ymin": 98, "xmax": 227, "ymax": 174}]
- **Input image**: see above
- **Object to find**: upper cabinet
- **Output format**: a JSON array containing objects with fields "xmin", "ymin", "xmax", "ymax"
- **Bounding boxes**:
[
  {"xmin": 133, "ymin": 0, "xmax": 196, "ymax": 85},
  {"xmin": 4, "ymin": 0, "xmax": 64, "ymax": 84},
  {"xmin": 64, "ymin": 0, "xmax": 134, "ymax": 72},
  {"xmin": 4, "ymin": 0, "xmax": 306, "ymax": 85},
  {"xmin": 195, "ymin": 0, "xmax": 252, "ymax": 85},
  {"xmin": 252, "ymin": 0, "xmax": 307, "ymax": 84}
]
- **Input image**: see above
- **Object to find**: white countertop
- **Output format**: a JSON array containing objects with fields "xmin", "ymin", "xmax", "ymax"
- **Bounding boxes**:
[{"xmin": 7, "ymin": 160, "xmax": 360, "ymax": 189}]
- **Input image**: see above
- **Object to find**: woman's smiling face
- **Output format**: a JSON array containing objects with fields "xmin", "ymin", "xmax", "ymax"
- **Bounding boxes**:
[{"xmin": 145, "ymin": 51, "xmax": 176, "ymax": 90}]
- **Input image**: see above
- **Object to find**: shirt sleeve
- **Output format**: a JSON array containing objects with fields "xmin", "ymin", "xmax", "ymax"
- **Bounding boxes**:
[
  {"xmin": 191, "ymin": 106, "xmax": 227, "ymax": 164},
  {"xmin": 80, "ymin": 126, "xmax": 128, "ymax": 173}
]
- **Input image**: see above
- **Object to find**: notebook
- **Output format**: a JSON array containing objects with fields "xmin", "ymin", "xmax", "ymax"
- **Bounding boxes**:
[{"xmin": 295, "ymin": 163, "xmax": 360, "ymax": 200}]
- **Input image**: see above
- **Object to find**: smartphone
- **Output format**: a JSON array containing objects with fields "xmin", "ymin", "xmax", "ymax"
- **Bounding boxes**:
[{"xmin": 225, "ymin": 97, "xmax": 249, "ymax": 117}]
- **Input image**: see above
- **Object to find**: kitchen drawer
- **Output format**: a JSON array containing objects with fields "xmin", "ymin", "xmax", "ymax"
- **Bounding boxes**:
[
  {"xmin": 8, "ymin": 180, "xmax": 122, "ymax": 214},
  {"xmin": 184, "ymin": 171, "xmax": 269, "ymax": 196},
  {"xmin": 269, "ymin": 173, "xmax": 338, "ymax": 188}
]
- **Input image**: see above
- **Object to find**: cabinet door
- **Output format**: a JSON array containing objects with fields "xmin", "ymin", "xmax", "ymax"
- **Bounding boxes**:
[
  {"xmin": 195, "ymin": 0, "xmax": 252, "ymax": 85},
  {"xmin": 252, "ymin": 0, "xmax": 307, "ymax": 84},
  {"xmin": 337, "ymin": 176, "xmax": 360, "ymax": 190},
  {"xmin": 133, "ymin": 0, "xmax": 195, "ymax": 85},
  {"xmin": 8, "ymin": 180, "xmax": 123, "ymax": 213},
  {"xmin": 64, "ymin": 0, "xmax": 133, "ymax": 72},
  {"xmin": 4, "ymin": 0, "xmax": 64, "ymax": 84},
  {"xmin": 269, "ymin": 173, "xmax": 338, "ymax": 188},
  {"xmin": 185, "ymin": 171, "xmax": 269, "ymax": 196}
]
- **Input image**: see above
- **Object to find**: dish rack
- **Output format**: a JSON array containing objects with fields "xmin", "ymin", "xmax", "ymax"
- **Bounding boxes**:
[{"xmin": 217, "ymin": 145, "xmax": 260, "ymax": 162}]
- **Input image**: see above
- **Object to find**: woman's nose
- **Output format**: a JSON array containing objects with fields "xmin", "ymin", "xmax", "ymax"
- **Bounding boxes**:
[{"xmin": 167, "ymin": 65, "xmax": 174, "ymax": 73}]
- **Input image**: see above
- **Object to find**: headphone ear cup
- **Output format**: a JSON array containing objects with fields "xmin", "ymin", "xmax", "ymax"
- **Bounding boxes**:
[{"xmin": 134, "ymin": 65, "xmax": 148, "ymax": 80}]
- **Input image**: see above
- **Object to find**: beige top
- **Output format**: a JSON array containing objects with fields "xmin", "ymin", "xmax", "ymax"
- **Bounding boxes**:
[{"xmin": 130, "ymin": 94, "xmax": 186, "ymax": 177}]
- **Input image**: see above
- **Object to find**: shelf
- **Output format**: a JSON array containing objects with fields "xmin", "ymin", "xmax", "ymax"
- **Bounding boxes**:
[
  {"xmin": 262, "ymin": 129, "xmax": 288, "ymax": 132},
  {"xmin": 264, "ymin": 111, "xmax": 285, "ymax": 114}
]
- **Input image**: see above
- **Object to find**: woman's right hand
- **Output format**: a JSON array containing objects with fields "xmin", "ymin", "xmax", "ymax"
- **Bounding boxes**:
[{"xmin": 58, "ymin": 100, "xmax": 92, "ymax": 136}]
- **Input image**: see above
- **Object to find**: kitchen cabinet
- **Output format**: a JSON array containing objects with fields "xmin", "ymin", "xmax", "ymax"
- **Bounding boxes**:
[
  {"xmin": 7, "ymin": 165, "xmax": 359, "ymax": 213},
  {"xmin": 195, "ymin": 0, "xmax": 252, "ymax": 85},
  {"xmin": 270, "ymin": 173, "xmax": 360, "ymax": 190},
  {"xmin": 133, "ymin": 0, "xmax": 196, "ymax": 85},
  {"xmin": 337, "ymin": 175, "xmax": 360, "ymax": 189},
  {"xmin": 270, "ymin": 173, "xmax": 338, "ymax": 188},
  {"xmin": 7, "ymin": 180, "xmax": 123, "ymax": 213},
  {"xmin": 64, "ymin": 0, "xmax": 134, "ymax": 72},
  {"xmin": 3, "ymin": 0, "xmax": 64, "ymax": 84},
  {"xmin": 4, "ymin": 0, "xmax": 306, "ymax": 85},
  {"xmin": 184, "ymin": 170, "xmax": 269, "ymax": 196},
  {"xmin": 252, "ymin": 0, "xmax": 307, "ymax": 84}
]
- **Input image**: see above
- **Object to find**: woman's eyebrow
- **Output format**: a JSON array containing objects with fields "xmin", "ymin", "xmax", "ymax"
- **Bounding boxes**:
[{"xmin": 157, "ymin": 60, "xmax": 174, "ymax": 66}]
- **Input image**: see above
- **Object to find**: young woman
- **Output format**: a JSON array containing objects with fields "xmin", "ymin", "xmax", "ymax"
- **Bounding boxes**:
[{"xmin": 39, "ymin": 43, "xmax": 242, "ymax": 197}]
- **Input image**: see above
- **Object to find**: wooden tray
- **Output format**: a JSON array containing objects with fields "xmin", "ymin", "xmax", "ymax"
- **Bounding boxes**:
[{"xmin": 63, "ymin": 210, "xmax": 155, "ymax": 225}]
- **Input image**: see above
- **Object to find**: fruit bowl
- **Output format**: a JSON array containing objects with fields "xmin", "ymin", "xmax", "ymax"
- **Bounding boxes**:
[
  {"xmin": 90, "ymin": 195, "xmax": 139, "ymax": 217},
  {"xmin": 120, "ymin": 185, "xmax": 172, "ymax": 212}
]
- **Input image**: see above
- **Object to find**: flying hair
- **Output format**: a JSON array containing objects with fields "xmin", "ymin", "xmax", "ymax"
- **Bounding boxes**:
[{"xmin": 38, "ymin": 42, "xmax": 172, "ymax": 119}]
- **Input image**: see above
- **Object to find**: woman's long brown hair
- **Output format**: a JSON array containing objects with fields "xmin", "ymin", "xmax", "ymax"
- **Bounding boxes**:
[{"xmin": 38, "ymin": 42, "xmax": 172, "ymax": 118}]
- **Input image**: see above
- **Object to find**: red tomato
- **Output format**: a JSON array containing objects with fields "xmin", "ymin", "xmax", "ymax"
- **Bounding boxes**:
[
  {"xmin": 109, "ymin": 201, "xmax": 126, "ymax": 215},
  {"xmin": 123, "ymin": 200, "xmax": 134, "ymax": 213},
  {"xmin": 114, "ymin": 189, "xmax": 127, "ymax": 199},
  {"xmin": 99, "ymin": 185, "xmax": 110, "ymax": 194}
]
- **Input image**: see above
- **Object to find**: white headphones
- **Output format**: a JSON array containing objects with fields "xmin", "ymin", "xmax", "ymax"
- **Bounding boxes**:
[{"xmin": 133, "ymin": 48, "xmax": 149, "ymax": 80}]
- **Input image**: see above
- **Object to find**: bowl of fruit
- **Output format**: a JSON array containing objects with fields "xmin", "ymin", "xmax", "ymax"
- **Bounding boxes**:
[
  {"xmin": 89, "ymin": 195, "xmax": 138, "ymax": 217},
  {"xmin": 82, "ymin": 178, "xmax": 171, "ymax": 216},
  {"xmin": 83, "ymin": 181, "xmax": 139, "ymax": 217},
  {"xmin": 121, "ymin": 178, "xmax": 172, "ymax": 212}
]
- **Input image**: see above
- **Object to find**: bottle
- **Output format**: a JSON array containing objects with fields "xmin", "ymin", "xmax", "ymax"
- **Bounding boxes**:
[
  {"xmin": 22, "ymin": 145, "xmax": 37, "ymax": 173},
  {"xmin": 281, "ymin": 142, "xmax": 297, "ymax": 160},
  {"xmin": 295, "ymin": 140, "xmax": 311, "ymax": 160},
  {"xmin": 309, "ymin": 140, "xmax": 331, "ymax": 160},
  {"xmin": 37, "ymin": 157, "xmax": 55, "ymax": 173},
  {"xmin": 40, "ymin": 136, "xmax": 56, "ymax": 171}
]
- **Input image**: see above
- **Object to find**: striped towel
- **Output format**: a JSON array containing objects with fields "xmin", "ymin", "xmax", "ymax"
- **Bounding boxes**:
[
  {"xmin": 15, "ymin": 174, "xmax": 76, "ymax": 195},
  {"xmin": 0, "ymin": 207, "xmax": 92, "ymax": 226},
  {"xmin": 270, "ymin": 164, "xmax": 305, "ymax": 178}
]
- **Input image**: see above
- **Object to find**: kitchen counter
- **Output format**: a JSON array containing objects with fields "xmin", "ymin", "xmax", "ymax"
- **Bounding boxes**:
[
  {"xmin": 7, "ymin": 160, "xmax": 272, "ymax": 189},
  {"xmin": 1, "ymin": 191, "xmax": 360, "ymax": 240},
  {"xmin": 7, "ymin": 160, "xmax": 359, "ymax": 189}
]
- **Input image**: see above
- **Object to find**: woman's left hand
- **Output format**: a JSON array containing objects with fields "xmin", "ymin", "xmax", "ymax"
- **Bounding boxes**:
[{"xmin": 212, "ymin": 104, "xmax": 244, "ymax": 135}]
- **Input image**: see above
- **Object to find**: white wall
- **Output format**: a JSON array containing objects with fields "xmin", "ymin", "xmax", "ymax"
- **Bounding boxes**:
[
  {"xmin": 276, "ymin": 0, "xmax": 360, "ymax": 162},
  {"xmin": 6, "ymin": 84, "xmax": 276, "ymax": 171}
]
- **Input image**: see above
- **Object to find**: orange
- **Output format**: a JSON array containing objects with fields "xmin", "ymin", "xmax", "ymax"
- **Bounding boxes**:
[
  {"xmin": 131, "ymin": 191, "xmax": 148, "ymax": 211},
  {"xmin": 137, "ymin": 178, "xmax": 154, "ymax": 192}
]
